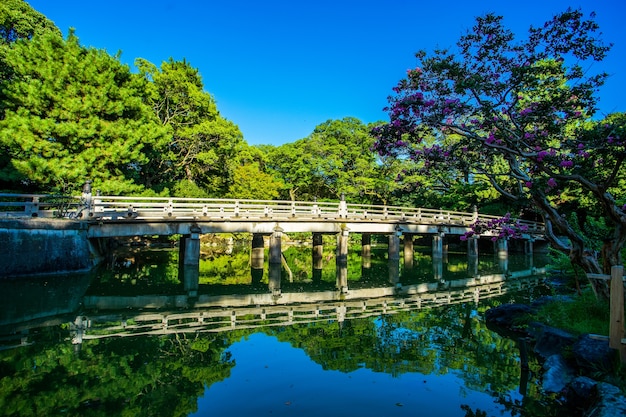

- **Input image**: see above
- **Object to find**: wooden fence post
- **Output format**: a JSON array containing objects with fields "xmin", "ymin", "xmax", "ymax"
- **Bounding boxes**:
[{"xmin": 609, "ymin": 265, "xmax": 625, "ymax": 363}]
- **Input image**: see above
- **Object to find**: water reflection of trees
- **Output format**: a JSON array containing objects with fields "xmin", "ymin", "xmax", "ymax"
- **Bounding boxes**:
[
  {"xmin": 0, "ymin": 295, "xmax": 562, "ymax": 417},
  {"xmin": 0, "ymin": 245, "xmax": 558, "ymax": 416},
  {"xmin": 0, "ymin": 330, "xmax": 233, "ymax": 417}
]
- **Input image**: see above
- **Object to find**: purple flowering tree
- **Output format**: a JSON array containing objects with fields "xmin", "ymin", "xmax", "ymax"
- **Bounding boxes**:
[{"xmin": 373, "ymin": 9, "xmax": 625, "ymax": 276}]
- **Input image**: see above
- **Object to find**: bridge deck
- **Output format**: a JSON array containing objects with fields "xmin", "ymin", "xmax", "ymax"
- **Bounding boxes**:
[{"xmin": 0, "ymin": 194, "xmax": 545, "ymax": 239}]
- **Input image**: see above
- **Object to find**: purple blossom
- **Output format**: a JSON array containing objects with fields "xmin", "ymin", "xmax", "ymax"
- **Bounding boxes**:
[
  {"xmin": 547, "ymin": 178, "xmax": 557, "ymax": 188},
  {"xmin": 560, "ymin": 160, "xmax": 574, "ymax": 168},
  {"xmin": 537, "ymin": 151, "xmax": 547, "ymax": 162}
]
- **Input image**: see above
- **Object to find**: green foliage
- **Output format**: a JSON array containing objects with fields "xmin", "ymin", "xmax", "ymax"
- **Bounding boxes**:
[
  {"xmin": 0, "ymin": 0, "xmax": 60, "ymax": 86},
  {"xmin": 0, "ymin": 331, "xmax": 234, "ymax": 417},
  {"xmin": 172, "ymin": 179, "xmax": 209, "ymax": 198},
  {"xmin": 226, "ymin": 162, "xmax": 283, "ymax": 200},
  {"xmin": 266, "ymin": 117, "xmax": 407, "ymax": 203},
  {"xmin": 136, "ymin": 58, "xmax": 243, "ymax": 196},
  {"xmin": 0, "ymin": 30, "xmax": 168, "ymax": 193},
  {"xmin": 533, "ymin": 289, "xmax": 611, "ymax": 336},
  {"xmin": 374, "ymin": 9, "xmax": 626, "ymax": 275},
  {"xmin": 0, "ymin": 0, "xmax": 60, "ymax": 46}
]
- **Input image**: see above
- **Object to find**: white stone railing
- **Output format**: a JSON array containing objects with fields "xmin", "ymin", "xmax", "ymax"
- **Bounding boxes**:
[{"xmin": 0, "ymin": 193, "xmax": 544, "ymax": 234}]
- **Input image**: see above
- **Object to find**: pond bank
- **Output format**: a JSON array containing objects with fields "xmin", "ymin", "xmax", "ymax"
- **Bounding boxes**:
[{"xmin": 485, "ymin": 297, "xmax": 626, "ymax": 417}]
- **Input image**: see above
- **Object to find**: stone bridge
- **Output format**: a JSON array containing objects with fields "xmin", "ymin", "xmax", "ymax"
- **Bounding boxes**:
[{"xmin": 0, "ymin": 191, "xmax": 546, "ymax": 278}]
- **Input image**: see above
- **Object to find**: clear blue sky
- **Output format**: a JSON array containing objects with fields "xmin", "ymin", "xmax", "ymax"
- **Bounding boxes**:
[{"xmin": 26, "ymin": 0, "xmax": 626, "ymax": 146}]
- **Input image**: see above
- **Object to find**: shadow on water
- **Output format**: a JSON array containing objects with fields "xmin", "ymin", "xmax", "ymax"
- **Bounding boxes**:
[{"xmin": 0, "ymin": 243, "xmax": 570, "ymax": 417}]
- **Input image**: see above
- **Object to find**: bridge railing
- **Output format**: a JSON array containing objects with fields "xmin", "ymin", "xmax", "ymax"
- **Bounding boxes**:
[
  {"xmin": 0, "ymin": 193, "xmax": 545, "ymax": 233},
  {"xmin": 0, "ymin": 193, "xmax": 76, "ymax": 218}
]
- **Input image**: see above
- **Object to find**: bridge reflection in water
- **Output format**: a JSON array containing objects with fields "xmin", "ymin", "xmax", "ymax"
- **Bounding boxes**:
[
  {"xmin": 0, "ymin": 246, "xmax": 547, "ymax": 351},
  {"xmin": 71, "ymin": 249, "xmax": 545, "ymax": 345}
]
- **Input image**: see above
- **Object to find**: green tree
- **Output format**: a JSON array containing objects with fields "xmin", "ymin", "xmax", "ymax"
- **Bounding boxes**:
[
  {"xmin": 136, "ymin": 58, "xmax": 244, "ymax": 196},
  {"xmin": 0, "ymin": 30, "xmax": 168, "ymax": 193},
  {"xmin": 373, "ymin": 9, "xmax": 624, "ymax": 274},
  {"xmin": 0, "ymin": 0, "xmax": 60, "ymax": 84},
  {"xmin": 267, "ymin": 117, "xmax": 402, "ymax": 203},
  {"xmin": 225, "ymin": 143, "xmax": 283, "ymax": 200}
]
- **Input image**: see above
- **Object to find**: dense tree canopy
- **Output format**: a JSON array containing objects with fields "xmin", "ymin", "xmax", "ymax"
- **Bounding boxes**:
[
  {"xmin": 266, "ymin": 117, "xmax": 408, "ymax": 203},
  {"xmin": 0, "ymin": 0, "xmax": 59, "ymax": 84},
  {"xmin": 373, "ymin": 9, "xmax": 625, "ymax": 274},
  {"xmin": 0, "ymin": 30, "xmax": 168, "ymax": 194},
  {"xmin": 136, "ymin": 58, "xmax": 244, "ymax": 196}
]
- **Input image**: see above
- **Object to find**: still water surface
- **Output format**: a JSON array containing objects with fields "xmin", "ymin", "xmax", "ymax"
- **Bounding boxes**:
[{"xmin": 0, "ymin": 243, "xmax": 564, "ymax": 416}]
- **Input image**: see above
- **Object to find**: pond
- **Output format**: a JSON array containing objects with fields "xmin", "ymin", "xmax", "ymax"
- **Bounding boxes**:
[{"xmin": 0, "ymin": 240, "xmax": 567, "ymax": 416}]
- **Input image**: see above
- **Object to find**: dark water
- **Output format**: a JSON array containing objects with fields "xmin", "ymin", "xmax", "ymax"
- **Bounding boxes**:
[{"xmin": 0, "ymin": 242, "xmax": 565, "ymax": 416}]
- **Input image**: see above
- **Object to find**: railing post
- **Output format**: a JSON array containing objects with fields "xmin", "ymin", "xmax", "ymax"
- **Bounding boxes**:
[
  {"xmin": 82, "ymin": 180, "xmax": 93, "ymax": 217},
  {"xmin": 338, "ymin": 193, "xmax": 347, "ymax": 218},
  {"xmin": 94, "ymin": 190, "xmax": 103, "ymax": 215},
  {"xmin": 609, "ymin": 265, "xmax": 625, "ymax": 362},
  {"xmin": 29, "ymin": 196, "xmax": 40, "ymax": 217}
]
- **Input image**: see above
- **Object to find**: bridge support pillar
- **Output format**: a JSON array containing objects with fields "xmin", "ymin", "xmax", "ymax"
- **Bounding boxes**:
[
  {"xmin": 468, "ymin": 255, "xmax": 479, "ymax": 277},
  {"xmin": 403, "ymin": 234, "xmax": 414, "ymax": 270},
  {"xmin": 312, "ymin": 233, "xmax": 323, "ymax": 281},
  {"xmin": 432, "ymin": 233, "xmax": 444, "ymax": 258},
  {"xmin": 336, "ymin": 229, "xmax": 349, "ymax": 293},
  {"xmin": 524, "ymin": 239, "xmax": 534, "ymax": 255},
  {"xmin": 389, "ymin": 258, "xmax": 400, "ymax": 287},
  {"xmin": 496, "ymin": 238, "xmax": 508, "ymax": 258},
  {"xmin": 269, "ymin": 227, "xmax": 283, "ymax": 265},
  {"xmin": 433, "ymin": 255, "xmax": 444, "ymax": 282},
  {"xmin": 388, "ymin": 233, "xmax": 400, "ymax": 261},
  {"xmin": 251, "ymin": 234, "xmax": 265, "ymax": 283},
  {"xmin": 361, "ymin": 233, "xmax": 371, "ymax": 269},
  {"xmin": 269, "ymin": 262, "xmax": 281, "ymax": 298},
  {"xmin": 497, "ymin": 238, "xmax": 509, "ymax": 274},
  {"xmin": 468, "ymin": 236, "xmax": 479, "ymax": 257},
  {"xmin": 313, "ymin": 233, "xmax": 323, "ymax": 266},
  {"xmin": 179, "ymin": 225, "xmax": 201, "ymax": 296},
  {"xmin": 361, "ymin": 233, "xmax": 371, "ymax": 257},
  {"xmin": 251, "ymin": 234, "xmax": 265, "ymax": 269}
]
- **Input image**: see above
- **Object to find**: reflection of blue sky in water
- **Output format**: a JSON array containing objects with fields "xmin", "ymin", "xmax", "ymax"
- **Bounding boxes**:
[{"xmin": 191, "ymin": 333, "xmax": 514, "ymax": 417}]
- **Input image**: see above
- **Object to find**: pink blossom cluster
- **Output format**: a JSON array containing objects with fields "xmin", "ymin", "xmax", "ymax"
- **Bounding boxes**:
[{"xmin": 460, "ymin": 213, "xmax": 529, "ymax": 242}]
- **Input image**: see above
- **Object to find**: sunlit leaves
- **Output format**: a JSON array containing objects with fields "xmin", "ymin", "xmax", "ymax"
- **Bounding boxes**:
[{"xmin": 374, "ymin": 8, "xmax": 625, "ymax": 272}]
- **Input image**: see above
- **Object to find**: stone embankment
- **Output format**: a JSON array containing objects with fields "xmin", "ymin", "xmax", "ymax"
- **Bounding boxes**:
[
  {"xmin": 486, "ymin": 297, "xmax": 626, "ymax": 417},
  {"xmin": 0, "ymin": 218, "xmax": 99, "ymax": 277}
]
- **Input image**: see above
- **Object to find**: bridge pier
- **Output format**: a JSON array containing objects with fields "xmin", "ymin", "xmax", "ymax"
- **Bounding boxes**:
[
  {"xmin": 388, "ymin": 233, "xmax": 400, "ymax": 261},
  {"xmin": 312, "ymin": 233, "xmax": 323, "ymax": 282},
  {"xmin": 251, "ymin": 234, "xmax": 265, "ymax": 269},
  {"xmin": 389, "ymin": 258, "xmax": 400, "ymax": 286},
  {"xmin": 313, "ymin": 233, "xmax": 323, "ymax": 265},
  {"xmin": 468, "ymin": 255, "xmax": 479, "ymax": 277},
  {"xmin": 336, "ymin": 229, "xmax": 349, "ymax": 293},
  {"xmin": 179, "ymin": 225, "xmax": 201, "ymax": 296},
  {"xmin": 467, "ymin": 236, "xmax": 479, "ymax": 257},
  {"xmin": 433, "ymin": 255, "xmax": 444, "ymax": 282},
  {"xmin": 496, "ymin": 238, "xmax": 508, "ymax": 258},
  {"xmin": 269, "ymin": 227, "xmax": 283, "ymax": 265},
  {"xmin": 361, "ymin": 233, "xmax": 372, "ymax": 269},
  {"xmin": 403, "ymin": 234, "xmax": 414, "ymax": 270},
  {"xmin": 251, "ymin": 234, "xmax": 265, "ymax": 283},
  {"xmin": 432, "ymin": 233, "xmax": 445, "ymax": 258},
  {"xmin": 269, "ymin": 262, "xmax": 281, "ymax": 298},
  {"xmin": 361, "ymin": 233, "xmax": 371, "ymax": 258},
  {"xmin": 524, "ymin": 239, "xmax": 534, "ymax": 255}
]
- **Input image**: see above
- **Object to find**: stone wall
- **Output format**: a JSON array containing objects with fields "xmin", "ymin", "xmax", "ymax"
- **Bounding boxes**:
[{"xmin": 0, "ymin": 218, "xmax": 101, "ymax": 277}]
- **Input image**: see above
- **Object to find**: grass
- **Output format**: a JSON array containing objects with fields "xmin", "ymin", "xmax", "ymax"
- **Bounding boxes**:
[
  {"xmin": 531, "ymin": 284, "xmax": 626, "ymax": 392},
  {"xmin": 533, "ymin": 288, "xmax": 612, "ymax": 336}
]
